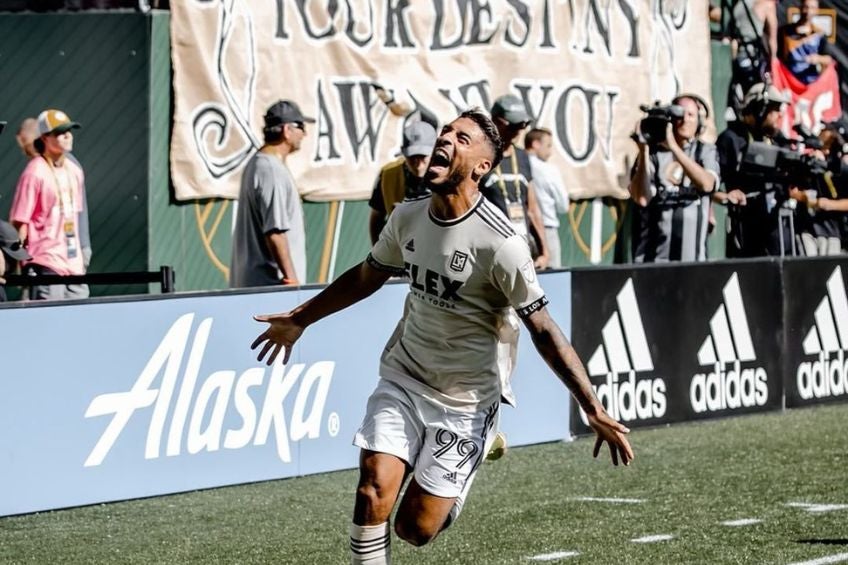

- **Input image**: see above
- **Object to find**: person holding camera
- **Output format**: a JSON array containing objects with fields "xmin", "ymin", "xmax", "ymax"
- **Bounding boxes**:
[
  {"xmin": 715, "ymin": 82, "xmax": 793, "ymax": 257},
  {"xmin": 628, "ymin": 94, "xmax": 720, "ymax": 262}
]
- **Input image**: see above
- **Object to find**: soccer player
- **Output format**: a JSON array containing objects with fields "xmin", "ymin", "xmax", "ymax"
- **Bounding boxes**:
[{"xmin": 251, "ymin": 109, "xmax": 634, "ymax": 564}]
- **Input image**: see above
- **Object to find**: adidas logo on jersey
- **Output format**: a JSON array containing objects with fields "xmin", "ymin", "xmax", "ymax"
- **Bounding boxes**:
[
  {"xmin": 796, "ymin": 267, "xmax": 848, "ymax": 400},
  {"xmin": 581, "ymin": 279, "xmax": 667, "ymax": 425},
  {"xmin": 405, "ymin": 239, "xmax": 415, "ymax": 252},
  {"xmin": 442, "ymin": 471, "xmax": 458, "ymax": 484},
  {"xmin": 691, "ymin": 273, "xmax": 768, "ymax": 413}
]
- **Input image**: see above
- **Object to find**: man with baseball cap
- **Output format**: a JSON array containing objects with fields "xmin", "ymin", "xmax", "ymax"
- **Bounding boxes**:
[
  {"xmin": 230, "ymin": 99, "xmax": 315, "ymax": 288},
  {"xmin": 480, "ymin": 94, "xmax": 549, "ymax": 269},
  {"xmin": 0, "ymin": 219, "xmax": 31, "ymax": 302},
  {"xmin": 9, "ymin": 108, "xmax": 89, "ymax": 300},
  {"xmin": 368, "ymin": 120, "xmax": 436, "ymax": 244}
]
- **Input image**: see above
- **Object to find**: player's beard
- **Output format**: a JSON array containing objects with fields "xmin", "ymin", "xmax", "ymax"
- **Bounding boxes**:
[{"xmin": 427, "ymin": 163, "xmax": 471, "ymax": 194}]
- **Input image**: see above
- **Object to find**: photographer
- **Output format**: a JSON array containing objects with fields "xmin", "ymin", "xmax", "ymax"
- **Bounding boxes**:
[
  {"xmin": 628, "ymin": 94, "xmax": 720, "ymax": 262},
  {"xmin": 715, "ymin": 82, "xmax": 793, "ymax": 257},
  {"xmin": 790, "ymin": 120, "xmax": 848, "ymax": 255}
]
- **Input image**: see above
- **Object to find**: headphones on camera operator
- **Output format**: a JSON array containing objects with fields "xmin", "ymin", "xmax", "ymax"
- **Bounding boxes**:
[
  {"xmin": 646, "ymin": 93, "xmax": 712, "ymax": 204},
  {"xmin": 671, "ymin": 93, "xmax": 710, "ymax": 138}
]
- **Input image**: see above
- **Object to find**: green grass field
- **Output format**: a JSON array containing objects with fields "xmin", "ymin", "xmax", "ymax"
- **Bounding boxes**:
[{"xmin": 1, "ymin": 404, "xmax": 847, "ymax": 564}]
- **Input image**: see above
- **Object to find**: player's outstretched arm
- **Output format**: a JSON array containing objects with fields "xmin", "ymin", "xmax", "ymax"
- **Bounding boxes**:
[
  {"xmin": 522, "ymin": 307, "xmax": 634, "ymax": 466},
  {"xmin": 252, "ymin": 261, "xmax": 392, "ymax": 365}
]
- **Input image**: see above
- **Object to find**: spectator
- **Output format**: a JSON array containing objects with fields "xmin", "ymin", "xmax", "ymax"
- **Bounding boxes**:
[
  {"xmin": 16, "ymin": 116, "xmax": 93, "ymax": 282},
  {"xmin": 9, "ymin": 109, "xmax": 88, "ymax": 300},
  {"xmin": 728, "ymin": 0, "xmax": 778, "ymax": 117},
  {"xmin": 789, "ymin": 120, "xmax": 847, "ymax": 255},
  {"xmin": 15, "ymin": 118, "xmax": 39, "ymax": 159},
  {"xmin": 524, "ymin": 128, "xmax": 569, "ymax": 268},
  {"xmin": 629, "ymin": 94, "xmax": 720, "ymax": 262},
  {"xmin": 230, "ymin": 100, "xmax": 314, "ymax": 288},
  {"xmin": 0, "ymin": 219, "xmax": 31, "ymax": 302},
  {"xmin": 715, "ymin": 83, "xmax": 794, "ymax": 257},
  {"xmin": 480, "ymin": 94, "xmax": 549, "ymax": 269},
  {"xmin": 778, "ymin": 0, "xmax": 833, "ymax": 85},
  {"xmin": 368, "ymin": 121, "xmax": 435, "ymax": 244}
]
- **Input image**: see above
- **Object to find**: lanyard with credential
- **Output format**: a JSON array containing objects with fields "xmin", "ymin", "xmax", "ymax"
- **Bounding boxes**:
[
  {"xmin": 44, "ymin": 156, "xmax": 77, "ymax": 220},
  {"xmin": 495, "ymin": 150, "xmax": 522, "ymax": 204},
  {"xmin": 44, "ymin": 156, "xmax": 80, "ymax": 259}
]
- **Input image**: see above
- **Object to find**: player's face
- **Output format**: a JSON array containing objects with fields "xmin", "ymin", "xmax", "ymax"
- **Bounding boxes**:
[
  {"xmin": 426, "ymin": 117, "xmax": 493, "ymax": 188},
  {"xmin": 673, "ymin": 98, "xmax": 699, "ymax": 141}
]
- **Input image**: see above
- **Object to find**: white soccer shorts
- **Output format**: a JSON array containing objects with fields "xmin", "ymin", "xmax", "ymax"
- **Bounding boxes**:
[{"xmin": 353, "ymin": 378, "xmax": 500, "ymax": 509}]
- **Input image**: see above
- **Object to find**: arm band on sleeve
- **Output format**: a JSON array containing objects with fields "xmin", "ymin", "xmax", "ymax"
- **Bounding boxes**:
[
  {"xmin": 516, "ymin": 296, "xmax": 549, "ymax": 318},
  {"xmin": 366, "ymin": 253, "xmax": 406, "ymax": 276}
]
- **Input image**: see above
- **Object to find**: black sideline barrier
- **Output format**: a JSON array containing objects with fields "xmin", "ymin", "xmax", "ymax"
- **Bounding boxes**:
[
  {"xmin": 569, "ymin": 258, "xmax": 848, "ymax": 434},
  {"xmin": 4, "ymin": 265, "xmax": 175, "ymax": 294},
  {"xmin": 783, "ymin": 258, "xmax": 848, "ymax": 408}
]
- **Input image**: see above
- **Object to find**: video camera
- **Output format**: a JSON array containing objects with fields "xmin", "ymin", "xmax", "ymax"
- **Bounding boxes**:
[
  {"xmin": 634, "ymin": 102, "xmax": 685, "ymax": 146},
  {"xmin": 740, "ymin": 138, "xmax": 839, "ymax": 192}
]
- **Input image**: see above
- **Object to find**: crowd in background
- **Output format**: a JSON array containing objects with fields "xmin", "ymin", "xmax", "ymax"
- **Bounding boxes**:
[{"xmin": 2, "ymin": 0, "xmax": 848, "ymax": 301}]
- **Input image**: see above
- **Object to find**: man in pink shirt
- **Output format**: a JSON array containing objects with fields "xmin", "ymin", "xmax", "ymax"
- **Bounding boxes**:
[{"xmin": 10, "ymin": 109, "xmax": 88, "ymax": 300}]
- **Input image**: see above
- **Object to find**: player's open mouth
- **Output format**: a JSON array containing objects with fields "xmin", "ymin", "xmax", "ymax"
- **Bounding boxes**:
[{"xmin": 428, "ymin": 148, "xmax": 450, "ymax": 172}]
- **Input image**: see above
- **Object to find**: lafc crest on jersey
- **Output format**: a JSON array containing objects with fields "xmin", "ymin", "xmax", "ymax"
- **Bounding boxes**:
[{"xmin": 450, "ymin": 250, "xmax": 468, "ymax": 273}]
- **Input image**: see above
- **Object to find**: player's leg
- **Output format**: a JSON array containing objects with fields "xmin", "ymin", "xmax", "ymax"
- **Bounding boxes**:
[
  {"xmin": 393, "ymin": 478, "xmax": 457, "ymax": 546},
  {"xmin": 350, "ymin": 450, "xmax": 408, "ymax": 564},
  {"xmin": 394, "ymin": 400, "xmax": 499, "ymax": 546},
  {"xmin": 351, "ymin": 379, "xmax": 423, "ymax": 564}
]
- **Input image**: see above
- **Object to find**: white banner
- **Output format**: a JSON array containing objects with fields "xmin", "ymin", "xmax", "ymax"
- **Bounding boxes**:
[{"xmin": 171, "ymin": 0, "xmax": 712, "ymax": 201}]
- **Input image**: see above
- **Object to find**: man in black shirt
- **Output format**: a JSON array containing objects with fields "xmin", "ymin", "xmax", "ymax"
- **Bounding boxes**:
[{"xmin": 480, "ymin": 94, "xmax": 549, "ymax": 269}]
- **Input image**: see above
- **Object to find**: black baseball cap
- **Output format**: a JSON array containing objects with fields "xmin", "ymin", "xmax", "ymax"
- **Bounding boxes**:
[
  {"xmin": 264, "ymin": 100, "xmax": 316, "ymax": 128},
  {"xmin": 0, "ymin": 220, "xmax": 30, "ymax": 261}
]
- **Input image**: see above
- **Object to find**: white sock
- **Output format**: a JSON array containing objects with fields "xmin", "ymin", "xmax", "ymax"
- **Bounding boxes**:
[{"xmin": 350, "ymin": 522, "xmax": 391, "ymax": 564}]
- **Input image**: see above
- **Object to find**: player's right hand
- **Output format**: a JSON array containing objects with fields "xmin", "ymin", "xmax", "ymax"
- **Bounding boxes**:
[
  {"xmin": 587, "ymin": 411, "xmax": 634, "ymax": 467},
  {"xmin": 251, "ymin": 312, "xmax": 304, "ymax": 366}
]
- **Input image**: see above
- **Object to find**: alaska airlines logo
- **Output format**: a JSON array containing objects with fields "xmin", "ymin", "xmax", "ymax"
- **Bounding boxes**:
[
  {"xmin": 797, "ymin": 267, "xmax": 848, "ymax": 400},
  {"xmin": 84, "ymin": 314, "xmax": 337, "ymax": 467},
  {"xmin": 691, "ymin": 273, "xmax": 768, "ymax": 413},
  {"xmin": 581, "ymin": 279, "xmax": 667, "ymax": 424}
]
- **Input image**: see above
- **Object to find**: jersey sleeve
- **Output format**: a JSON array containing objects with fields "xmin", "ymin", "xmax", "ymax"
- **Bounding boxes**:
[
  {"xmin": 699, "ymin": 142, "xmax": 722, "ymax": 189},
  {"xmin": 366, "ymin": 205, "xmax": 405, "ymax": 276},
  {"xmin": 491, "ymin": 236, "xmax": 548, "ymax": 318}
]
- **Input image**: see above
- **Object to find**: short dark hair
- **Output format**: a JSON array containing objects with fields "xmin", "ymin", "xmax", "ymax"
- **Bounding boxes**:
[
  {"xmin": 524, "ymin": 127, "xmax": 552, "ymax": 150},
  {"xmin": 263, "ymin": 125, "xmax": 284, "ymax": 144},
  {"xmin": 459, "ymin": 108, "xmax": 503, "ymax": 169}
]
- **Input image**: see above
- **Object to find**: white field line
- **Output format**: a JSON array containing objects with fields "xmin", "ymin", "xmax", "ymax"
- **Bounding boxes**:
[
  {"xmin": 786, "ymin": 552, "xmax": 848, "ymax": 565},
  {"xmin": 570, "ymin": 496, "xmax": 644, "ymax": 504},
  {"xmin": 786, "ymin": 502, "xmax": 848, "ymax": 513},
  {"xmin": 720, "ymin": 518, "xmax": 763, "ymax": 527},
  {"xmin": 528, "ymin": 551, "xmax": 580, "ymax": 561},
  {"xmin": 631, "ymin": 534, "xmax": 674, "ymax": 543}
]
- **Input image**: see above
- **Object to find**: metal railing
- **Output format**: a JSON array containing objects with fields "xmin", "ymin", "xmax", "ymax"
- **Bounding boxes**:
[{"xmin": 5, "ymin": 265, "xmax": 175, "ymax": 294}]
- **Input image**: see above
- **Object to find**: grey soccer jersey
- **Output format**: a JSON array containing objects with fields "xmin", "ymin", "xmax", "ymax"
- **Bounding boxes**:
[{"xmin": 367, "ymin": 194, "xmax": 548, "ymax": 411}]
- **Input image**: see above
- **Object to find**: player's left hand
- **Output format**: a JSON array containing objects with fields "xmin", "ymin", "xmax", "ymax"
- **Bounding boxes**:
[
  {"xmin": 251, "ymin": 312, "xmax": 305, "ymax": 366},
  {"xmin": 588, "ymin": 411, "xmax": 634, "ymax": 466},
  {"xmin": 534, "ymin": 252, "xmax": 549, "ymax": 270}
]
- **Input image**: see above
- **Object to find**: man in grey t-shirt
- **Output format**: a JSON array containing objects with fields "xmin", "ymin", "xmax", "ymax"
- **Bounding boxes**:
[{"xmin": 230, "ymin": 100, "xmax": 314, "ymax": 288}]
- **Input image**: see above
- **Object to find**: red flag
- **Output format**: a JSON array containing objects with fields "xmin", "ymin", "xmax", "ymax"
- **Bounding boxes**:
[{"xmin": 770, "ymin": 59, "xmax": 842, "ymax": 136}]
